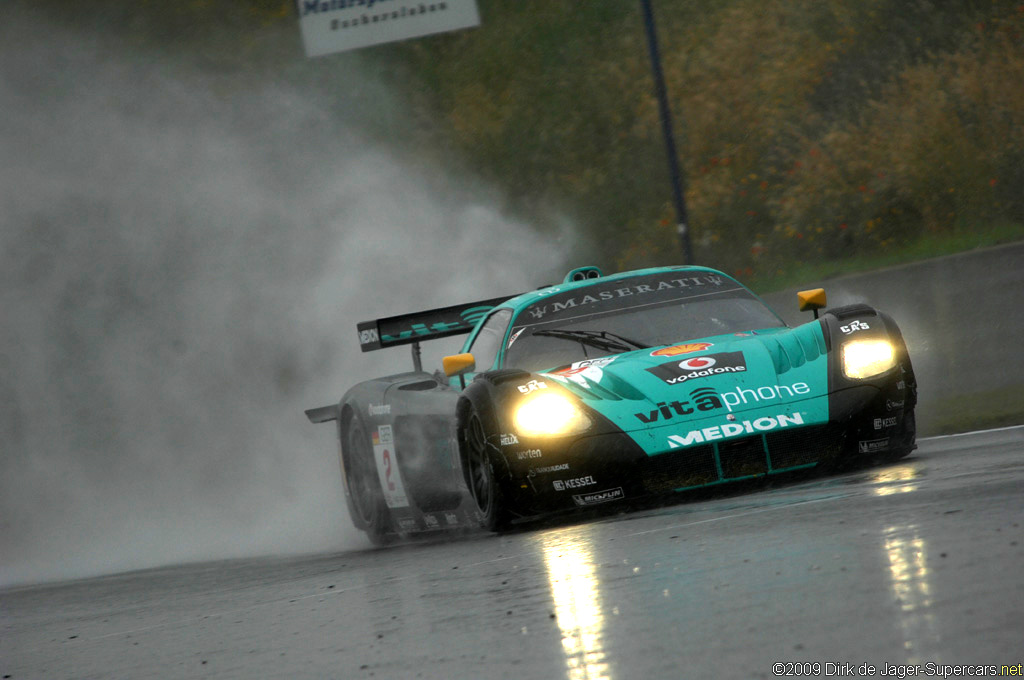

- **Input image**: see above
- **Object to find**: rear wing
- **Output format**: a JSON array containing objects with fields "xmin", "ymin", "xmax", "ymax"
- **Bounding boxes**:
[
  {"xmin": 356, "ymin": 295, "xmax": 512, "ymax": 352},
  {"xmin": 305, "ymin": 404, "xmax": 338, "ymax": 424}
]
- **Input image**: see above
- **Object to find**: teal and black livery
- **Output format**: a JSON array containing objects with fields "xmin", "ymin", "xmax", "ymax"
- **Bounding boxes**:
[{"xmin": 306, "ymin": 265, "xmax": 917, "ymax": 542}]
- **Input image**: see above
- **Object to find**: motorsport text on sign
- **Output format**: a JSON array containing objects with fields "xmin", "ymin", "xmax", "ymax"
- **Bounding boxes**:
[{"xmin": 297, "ymin": 0, "xmax": 481, "ymax": 57}]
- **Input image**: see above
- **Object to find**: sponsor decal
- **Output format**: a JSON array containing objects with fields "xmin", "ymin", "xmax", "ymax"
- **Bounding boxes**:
[
  {"xmin": 517, "ymin": 379, "xmax": 547, "ymax": 394},
  {"xmin": 840, "ymin": 320, "xmax": 871, "ymax": 335},
  {"xmin": 444, "ymin": 512, "xmax": 459, "ymax": 526},
  {"xmin": 530, "ymin": 462, "xmax": 570, "ymax": 476},
  {"xmin": 719, "ymin": 382, "xmax": 810, "ymax": 413},
  {"xmin": 647, "ymin": 351, "xmax": 747, "ymax": 385},
  {"xmin": 544, "ymin": 357, "xmax": 615, "ymax": 390},
  {"xmin": 666, "ymin": 412, "xmax": 805, "ymax": 448},
  {"xmin": 550, "ymin": 357, "xmax": 616, "ymax": 377},
  {"xmin": 651, "ymin": 342, "xmax": 713, "ymax": 357},
  {"xmin": 507, "ymin": 327, "xmax": 526, "ymax": 349},
  {"xmin": 886, "ymin": 399, "xmax": 905, "ymax": 411},
  {"xmin": 525, "ymin": 275, "xmax": 727, "ymax": 320},
  {"xmin": 634, "ymin": 382, "xmax": 812, "ymax": 423},
  {"xmin": 859, "ymin": 438, "xmax": 889, "ymax": 453},
  {"xmin": 359, "ymin": 328, "xmax": 380, "ymax": 345},
  {"xmin": 573, "ymin": 487, "xmax": 625, "ymax": 506},
  {"xmin": 553, "ymin": 476, "xmax": 596, "ymax": 491},
  {"xmin": 516, "ymin": 449, "xmax": 543, "ymax": 460},
  {"xmin": 371, "ymin": 425, "xmax": 393, "ymax": 446},
  {"xmin": 634, "ymin": 387, "xmax": 723, "ymax": 423},
  {"xmin": 500, "ymin": 433, "xmax": 520, "ymax": 446},
  {"xmin": 397, "ymin": 517, "xmax": 417, "ymax": 531},
  {"xmin": 874, "ymin": 416, "xmax": 898, "ymax": 430},
  {"xmin": 368, "ymin": 403, "xmax": 391, "ymax": 416},
  {"xmin": 372, "ymin": 425, "xmax": 408, "ymax": 508},
  {"xmin": 424, "ymin": 514, "xmax": 440, "ymax": 529}
]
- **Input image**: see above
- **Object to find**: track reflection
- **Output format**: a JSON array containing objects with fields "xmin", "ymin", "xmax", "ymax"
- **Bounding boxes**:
[
  {"xmin": 537, "ymin": 530, "xmax": 612, "ymax": 680},
  {"xmin": 882, "ymin": 524, "xmax": 940, "ymax": 664},
  {"xmin": 870, "ymin": 464, "xmax": 920, "ymax": 496}
]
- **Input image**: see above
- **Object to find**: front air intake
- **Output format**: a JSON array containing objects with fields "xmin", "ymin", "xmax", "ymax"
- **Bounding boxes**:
[{"xmin": 563, "ymin": 266, "xmax": 604, "ymax": 284}]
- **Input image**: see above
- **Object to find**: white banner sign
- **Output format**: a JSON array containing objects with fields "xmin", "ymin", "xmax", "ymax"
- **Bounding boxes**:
[{"xmin": 297, "ymin": 0, "xmax": 481, "ymax": 57}]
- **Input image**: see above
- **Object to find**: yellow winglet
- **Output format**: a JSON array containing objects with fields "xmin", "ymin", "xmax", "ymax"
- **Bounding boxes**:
[
  {"xmin": 797, "ymin": 288, "xmax": 827, "ymax": 313},
  {"xmin": 442, "ymin": 353, "xmax": 476, "ymax": 377}
]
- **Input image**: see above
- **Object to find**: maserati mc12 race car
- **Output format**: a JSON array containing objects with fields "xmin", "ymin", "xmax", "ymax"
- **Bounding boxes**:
[{"xmin": 306, "ymin": 265, "xmax": 916, "ymax": 543}]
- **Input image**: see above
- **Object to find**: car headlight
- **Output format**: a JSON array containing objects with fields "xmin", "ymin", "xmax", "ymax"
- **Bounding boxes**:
[
  {"xmin": 513, "ymin": 392, "xmax": 592, "ymax": 437},
  {"xmin": 842, "ymin": 339, "xmax": 896, "ymax": 379}
]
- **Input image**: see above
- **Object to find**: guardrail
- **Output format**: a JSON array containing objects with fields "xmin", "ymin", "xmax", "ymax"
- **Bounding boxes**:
[{"xmin": 761, "ymin": 241, "xmax": 1024, "ymax": 435}]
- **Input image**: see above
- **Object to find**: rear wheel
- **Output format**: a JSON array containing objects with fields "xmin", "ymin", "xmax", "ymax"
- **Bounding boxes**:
[
  {"xmin": 460, "ymin": 404, "xmax": 511, "ymax": 532},
  {"xmin": 344, "ymin": 417, "xmax": 394, "ymax": 545}
]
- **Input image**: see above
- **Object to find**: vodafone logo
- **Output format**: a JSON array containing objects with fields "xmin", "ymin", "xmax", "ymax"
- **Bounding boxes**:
[
  {"xmin": 647, "ymin": 351, "xmax": 747, "ymax": 385},
  {"xmin": 679, "ymin": 356, "xmax": 717, "ymax": 370}
]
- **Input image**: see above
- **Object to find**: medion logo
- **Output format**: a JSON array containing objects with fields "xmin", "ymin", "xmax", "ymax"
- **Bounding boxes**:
[{"xmin": 666, "ymin": 413, "xmax": 805, "ymax": 448}]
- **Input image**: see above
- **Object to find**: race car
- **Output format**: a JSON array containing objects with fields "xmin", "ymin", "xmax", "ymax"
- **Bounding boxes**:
[{"xmin": 306, "ymin": 265, "xmax": 916, "ymax": 542}]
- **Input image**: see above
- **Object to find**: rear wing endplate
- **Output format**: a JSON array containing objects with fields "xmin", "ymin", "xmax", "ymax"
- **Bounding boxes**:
[
  {"xmin": 305, "ymin": 405, "xmax": 339, "ymax": 424},
  {"xmin": 356, "ymin": 295, "xmax": 512, "ymax": 352}
]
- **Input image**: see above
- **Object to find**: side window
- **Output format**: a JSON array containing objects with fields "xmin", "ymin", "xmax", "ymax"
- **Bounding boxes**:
[{"xmin": 467, "ymin": 309, "xmax": 513, "ymax": 371}]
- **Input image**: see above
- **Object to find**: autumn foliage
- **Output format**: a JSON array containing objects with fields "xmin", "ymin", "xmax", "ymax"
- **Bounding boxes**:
[{"xmin": 397, "ymin": 0, "xmax": 1024, "ymax": 277}]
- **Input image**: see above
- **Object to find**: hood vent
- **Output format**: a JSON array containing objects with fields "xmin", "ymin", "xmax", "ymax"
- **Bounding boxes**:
[{"xmin": 762, "ymin": 325, "xmax": 826, "ymax": 374}]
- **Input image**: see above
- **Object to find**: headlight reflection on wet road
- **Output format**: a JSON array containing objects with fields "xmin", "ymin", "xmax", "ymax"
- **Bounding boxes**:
[
  {"xmin": 883, "ymin": 524, "xmax": 940, "ymax": 664},
  {"xmin": 870, "ymin": 464, "xmax": 920, "ymax": 496},
  {"xmin": 538, "ymin": 531, "xmax": 612, "ymax": 680}
]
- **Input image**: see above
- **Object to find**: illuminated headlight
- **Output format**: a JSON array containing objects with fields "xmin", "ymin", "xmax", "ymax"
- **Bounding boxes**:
[
  {"xmin": 842, "ymin": 339, "xmax": 896, "ymax": 379},
  {"xmin": 513, "ymin": 392, "xmax": 592, "ymax": 437}
]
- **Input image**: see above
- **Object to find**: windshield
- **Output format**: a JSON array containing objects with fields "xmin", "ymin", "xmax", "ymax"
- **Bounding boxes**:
[{"xmin": 503, "ymin": 272, "xmax": 784, "ymax": 372}]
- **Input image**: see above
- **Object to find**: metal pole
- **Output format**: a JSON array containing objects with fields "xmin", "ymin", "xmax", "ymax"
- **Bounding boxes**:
[{"xmin": 639, "ymin": 0, "xmax": 693, "ymax": 264}]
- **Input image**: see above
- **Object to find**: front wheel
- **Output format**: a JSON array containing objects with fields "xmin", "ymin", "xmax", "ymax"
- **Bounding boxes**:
[
  {"xmin": 344, "ymin": 417, "xmax": 394, "ymax": 546},
  {"xmin": 460, "ymin": 404, "xmax": 512, "ymax": 532}
]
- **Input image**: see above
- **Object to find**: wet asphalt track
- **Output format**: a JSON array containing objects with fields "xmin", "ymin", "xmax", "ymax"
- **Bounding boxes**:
[{"xmin": 3, "ymin": 427, "xmax": 1023, "ymax": 680}]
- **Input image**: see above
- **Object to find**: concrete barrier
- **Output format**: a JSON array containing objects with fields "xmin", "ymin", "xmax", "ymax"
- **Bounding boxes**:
[{"xmin": 761, "ymin": 241, "xmax": 1024, "ymax": 435}]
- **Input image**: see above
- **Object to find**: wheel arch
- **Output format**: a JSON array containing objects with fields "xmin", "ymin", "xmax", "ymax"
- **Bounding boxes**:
[{"xmin": 337, "ymin": 401, "xmax": 370, "ymax": 531}]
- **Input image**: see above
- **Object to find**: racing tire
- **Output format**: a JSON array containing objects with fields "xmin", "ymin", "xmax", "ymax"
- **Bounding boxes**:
[
  {"xmin": 344, "ymin": 416, "xmax": 395, "ymax": 546},
  {"xmin": 460, "ymin": 403, "xmax": 512, "ymax": 533}
]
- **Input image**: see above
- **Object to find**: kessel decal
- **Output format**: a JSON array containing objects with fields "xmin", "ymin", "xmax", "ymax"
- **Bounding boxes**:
[
  {"xmin": 647, "ymin": 351, "xmax": 747, "ymax": 385},
  {"xmin": 874, "ymin": 416, "xmax": 898, "ymax": 430},
  {"xmin": 553, "ymin": 476, "xmax": 596, "ymax": 491}
]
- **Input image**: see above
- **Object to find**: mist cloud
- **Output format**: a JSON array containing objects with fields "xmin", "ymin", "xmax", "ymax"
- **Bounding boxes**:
[{"xmin": 0, "ymin": 8, "xmax": 568, "ymax": 587}]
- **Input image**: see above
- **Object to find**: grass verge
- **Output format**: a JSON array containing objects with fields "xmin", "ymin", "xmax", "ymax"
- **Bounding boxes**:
[
  {"xmin": 748, "ymin": 222, "xmax": 1024, "ymax": 294},
  {"xmin": 920, "ymin": 384, "xmax": 1024, "ymax": 437}
]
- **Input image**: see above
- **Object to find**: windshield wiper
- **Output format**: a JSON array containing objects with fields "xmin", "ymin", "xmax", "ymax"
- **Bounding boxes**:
[{"xmin": 531, "ymin": 328, "xmax": 650, "ymax": 354}]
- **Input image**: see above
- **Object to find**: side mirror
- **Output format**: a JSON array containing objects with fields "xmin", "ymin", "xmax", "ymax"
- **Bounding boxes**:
[
  {"xmin": 798, "ymin": 288, "xmax": 827, "ymax": 319},
  {"xmin": 442, "ymin": 353, "xmax": 476, "ymax": 378}
]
